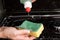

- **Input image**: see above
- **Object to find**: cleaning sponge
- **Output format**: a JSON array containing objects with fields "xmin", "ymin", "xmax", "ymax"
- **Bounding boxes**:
[{"xmin": 18, "ymin": 20, "xmax": 44, "ymax": 37}]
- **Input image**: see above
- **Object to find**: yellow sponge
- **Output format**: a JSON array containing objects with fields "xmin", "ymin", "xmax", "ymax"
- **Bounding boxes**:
[
  {"xmin": 30, "ymin": 24, "xmax": 44, "ymax": 37},
  {"xmin": 18, "ymin": 20, "xmax": 44, "ymax": 37}
]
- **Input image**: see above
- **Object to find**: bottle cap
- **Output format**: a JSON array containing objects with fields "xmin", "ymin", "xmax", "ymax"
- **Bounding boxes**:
[{"xmin": 26, "ymin": 7, "xmax": 31, "ymax": 13}]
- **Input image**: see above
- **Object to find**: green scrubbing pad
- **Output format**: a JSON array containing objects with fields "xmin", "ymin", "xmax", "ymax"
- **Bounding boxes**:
[{"xmin": 18, "ymin": 20, "xmax": 44, "ymax": 37}]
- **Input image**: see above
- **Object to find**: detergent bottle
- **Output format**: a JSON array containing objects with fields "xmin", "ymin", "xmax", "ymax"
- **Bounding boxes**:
[{"xmin": 20, "ymin": 0, "xmax": 32, "ymax": 13}]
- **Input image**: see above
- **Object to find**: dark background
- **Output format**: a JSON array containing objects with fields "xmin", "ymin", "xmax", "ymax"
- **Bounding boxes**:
[
  {"xmin": 2, "ymin": 0, "xmax": 60, "ymax": 11},
  {"xmin": 0, "ymin": 0, "xmax": 60, "ymax": 16}
]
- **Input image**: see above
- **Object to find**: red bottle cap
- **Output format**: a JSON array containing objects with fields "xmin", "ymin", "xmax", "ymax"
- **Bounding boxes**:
[{"xmin": 26, "ymin": 7, "xmax": 31, "ymax": 13}]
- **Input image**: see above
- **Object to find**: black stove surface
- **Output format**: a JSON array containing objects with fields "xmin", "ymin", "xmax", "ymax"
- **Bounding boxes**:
[{"xmin": 0, "ymin": 0, "xmax": 60, "ymax": 40}]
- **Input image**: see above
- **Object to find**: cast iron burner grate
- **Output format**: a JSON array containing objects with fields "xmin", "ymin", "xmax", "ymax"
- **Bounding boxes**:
[{"xmin": 0, "ymin": 16, "xmax": 60, "ymax": 40}]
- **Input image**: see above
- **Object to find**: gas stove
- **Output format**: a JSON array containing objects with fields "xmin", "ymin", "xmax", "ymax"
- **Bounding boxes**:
[{"xmin": 0, "ymin": 0, "xmax": 60, "ymax": 40}]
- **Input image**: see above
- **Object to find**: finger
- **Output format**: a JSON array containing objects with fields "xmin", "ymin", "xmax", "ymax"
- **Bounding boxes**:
[
  {"xmin": 19, "ymin": 36, "xmax": 35, "ymax": 40},
  {"xmin": 32, "ymin": 0, "xmax": 36, "ymax": 3},
  {"xmin": 15, "ymin": 30, "xmax": 30, "ymax": 35},
  {"xmin": 11, "ymin": 36, "xmax": 28, "ymax": 40},
  {"xmin": 29, "ymin": 36, "xmax": 36, "ymax": 40},
  {"xmin": 21, "ymin": 35, "xmax": 28, "ymax": 37},
  {"xmin": 11, "ymin": 35, "xmax": 34, "ymax": 40}
]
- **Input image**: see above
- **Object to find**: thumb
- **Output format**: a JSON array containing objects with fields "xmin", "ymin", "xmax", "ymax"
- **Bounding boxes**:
[{"xmin": 15, "ymin": 30, "xmax": 30, "ymax": 35}]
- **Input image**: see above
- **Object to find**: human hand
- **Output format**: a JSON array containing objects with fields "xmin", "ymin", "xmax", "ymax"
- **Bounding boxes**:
[
  {"xmin": 2, "ymin": 27, "xmax": 35, "ymax": 40},
  {"xmin": 32, "ymin": 0, "xmax": 36, "ymax": 3}
]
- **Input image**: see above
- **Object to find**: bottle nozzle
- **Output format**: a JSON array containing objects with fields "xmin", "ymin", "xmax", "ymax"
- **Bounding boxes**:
[{"xmin": 26, "ymin": 7, "xmax": 31, "ymax": 13}]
